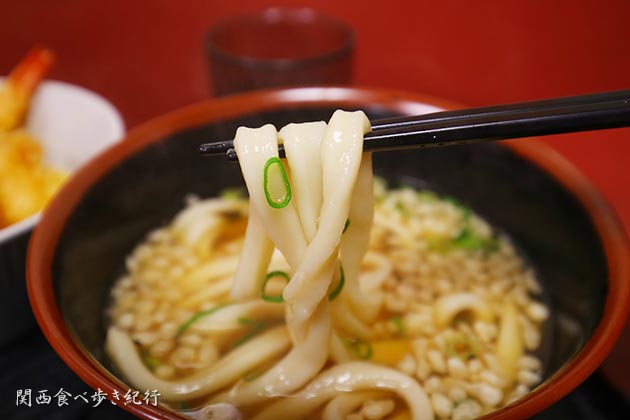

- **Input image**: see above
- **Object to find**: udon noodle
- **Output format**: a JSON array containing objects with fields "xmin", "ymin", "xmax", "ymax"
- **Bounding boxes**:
[{"xmin": 107, "ymin": 110, "xmax": 549, "ymax": 420}]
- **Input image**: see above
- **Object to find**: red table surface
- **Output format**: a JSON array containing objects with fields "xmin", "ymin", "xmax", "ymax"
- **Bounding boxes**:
[{"xmin": 2, "ymin": 0, "xmax": 629, "ymax": 397}]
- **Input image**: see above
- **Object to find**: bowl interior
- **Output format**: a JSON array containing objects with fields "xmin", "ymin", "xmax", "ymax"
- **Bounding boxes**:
[{"xmin": 52, "ymin": 105, "xmax": 607, "ymax": 413}]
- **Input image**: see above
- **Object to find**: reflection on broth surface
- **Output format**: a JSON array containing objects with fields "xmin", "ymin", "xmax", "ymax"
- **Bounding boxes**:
[{"xmin": 107, "ymin": 111, "xmax": 548, "ymax": 420}]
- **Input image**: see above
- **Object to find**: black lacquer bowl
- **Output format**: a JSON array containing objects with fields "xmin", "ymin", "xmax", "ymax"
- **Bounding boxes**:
[{"xmin": 27, "ymin": 87, "xmax": 630, "ymax": 419}]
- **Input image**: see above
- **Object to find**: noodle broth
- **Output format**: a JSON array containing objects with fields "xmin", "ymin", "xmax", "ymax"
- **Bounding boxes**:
[{"xmin": 108, "ymin": 181, "xmax": 549, "ymax": 420}]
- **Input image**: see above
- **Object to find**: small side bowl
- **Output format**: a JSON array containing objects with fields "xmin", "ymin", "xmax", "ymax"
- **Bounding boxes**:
[
  {"xmin": 28, "ymin": 87, "xmax": 629, "ymax": 419},
  {"xmin": 0, "ymin": 79, "xmax": 124, "ymax": 346}
]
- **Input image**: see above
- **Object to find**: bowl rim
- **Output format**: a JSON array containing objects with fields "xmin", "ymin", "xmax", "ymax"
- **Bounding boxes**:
[
  {"xmin": 27, "ymin": 86, "xmax": 630, "ymax": 419},
  {"xmin": 0, "ymin": 78, "xmax": 124, "ymax": 245}
]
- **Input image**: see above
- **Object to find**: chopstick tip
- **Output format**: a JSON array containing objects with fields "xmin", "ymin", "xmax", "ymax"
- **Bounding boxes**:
[
  {"xmin": 199, "ymin": 141, "xmax": 232, "ymax": 156},
  {"xmin": 227, "ymin": 149, "xmax": 238, "ymax": 161}
]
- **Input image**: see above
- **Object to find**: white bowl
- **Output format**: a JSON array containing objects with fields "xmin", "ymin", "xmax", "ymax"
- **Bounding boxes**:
[
  {"xmin": 0, "ymin": 78, "xmax": 123, "ymax": 345},
  {"xmin": 0, "ymin": 79, "xmax": 124, "ymax": 244}
]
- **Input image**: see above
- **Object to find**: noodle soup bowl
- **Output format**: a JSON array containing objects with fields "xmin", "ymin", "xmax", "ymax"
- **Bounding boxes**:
[{"xmin": 27, "ymin": 87, "xmax": 629, "ymax": 419}]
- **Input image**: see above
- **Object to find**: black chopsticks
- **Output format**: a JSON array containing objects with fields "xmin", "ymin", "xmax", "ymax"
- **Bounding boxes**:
[{"xmin": 199, "ymin": 90, "xmax": 630, "ymax": 161}]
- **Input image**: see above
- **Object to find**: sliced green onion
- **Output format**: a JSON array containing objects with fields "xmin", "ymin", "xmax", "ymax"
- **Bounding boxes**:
[
  {"xmin": 354, "ymin": 340, "xmax": 372, "ymax": 359},
  {"xmin": 237, "ymin": 316, "xmax": 254, "ymax": 325},
  {"xmin": 176, "ymin": 304, "xmax": 228, "ymax": 337},
  {"xmin": 263, "ymin": 157, "xmax": 292, "ymax": 209},
  {"xmin": 389, "ymin": 315, "xmax": 405, "ymax": 336},
  {"xmin": 443, "ymin": 195, "xmax": 501, "ymax": 252},
  {"xmin": 262, "ymin": 271, "xmax": 290, "ymax": 303},
  {"xmin": 453, "ymin": 227, "xmax": 499, "ymax": 252},
  {"xmin": 178, "ymin": 402, "xmax": 189, "ymax": 410},
  {"xmin": 342, "ymin": 218, "xmax": 351, "ymax": 234},
  {"xmin": 453, "ymin": 227, "xmax": 485, "ymax": 249},
  {"xmin": 343, "ymin": 338, "xmax": 373, "ymax": 360},
  {"xmin": 232, "ymin": 322, "xmax": 266, "ymax": 348},
  {"xmin": 328, "ymin": 264, "xmax": 345, "ymax": 301},
  {"xmin": 140, "ymin": 350, "xmax": 161, "ymax": 371}
]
